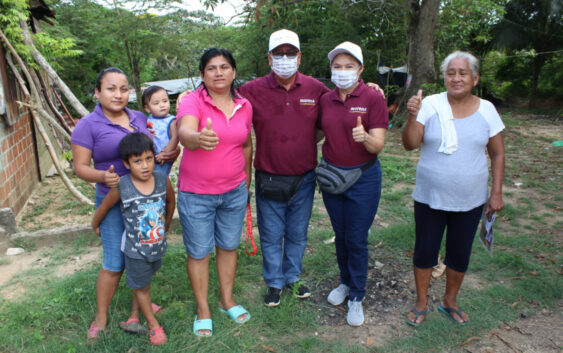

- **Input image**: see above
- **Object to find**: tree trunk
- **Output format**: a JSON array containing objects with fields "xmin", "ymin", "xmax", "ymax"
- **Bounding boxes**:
[
  {"xmin": 398, "ymin": 0, "xmax": 440, "ymax": 120},
  {"xmin": 19, "ymin": 20, "xmax": 90, "ymax": 118}
]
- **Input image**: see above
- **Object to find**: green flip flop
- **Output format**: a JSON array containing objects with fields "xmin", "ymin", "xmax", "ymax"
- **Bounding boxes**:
[
  {"xmin": 405, "ymin": 307, "xmax": 430, "ymax": 327},
  {"xmin": 219, "ymin": 305, "xmax": 251, "ymax": 324},
  {"xmin": 193, "ymin": 315, "xmax": 213, "ymax": 337},
  {"xmin": 438, "ymin": 304, "xmax": 467, "ymax": 326}
]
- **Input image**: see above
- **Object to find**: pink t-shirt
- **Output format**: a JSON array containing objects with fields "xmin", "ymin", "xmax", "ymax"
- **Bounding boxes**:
[
  {"xmin": 320, "ymin": 81, "xmax": 388, "ymax": 167},
  {"xmin": 176, "ymin": 87, "xmax": 252, "ymax": 194},
  {"xmin": 240, "ymin": 72, "xmax": 329, "ymax": 175}
]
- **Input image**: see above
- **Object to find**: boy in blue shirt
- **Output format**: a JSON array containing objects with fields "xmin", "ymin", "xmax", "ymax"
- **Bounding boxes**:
[{"xmin": 92, "ymin": 133, "xmax": 175, "ymax": 345}]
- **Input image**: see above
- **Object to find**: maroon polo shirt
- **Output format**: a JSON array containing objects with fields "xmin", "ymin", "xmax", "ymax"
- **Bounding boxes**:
[
  {"xmin": 319, "ymin": 80, "xmax": 388, "ymax": 167},
  {"xmin": 240, "ymin": 71, "xmax": 329, "ymax": 175}
]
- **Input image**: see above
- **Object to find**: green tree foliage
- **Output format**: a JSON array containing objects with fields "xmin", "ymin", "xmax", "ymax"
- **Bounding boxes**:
[
  {"xmin": 43, "ymin": 0, "xmax": 125, "ymax": 108},
  {"xmin": 24, "ymin": 0, "xmax": 561, "ymax": 112},
  {"xmin": 493, "ymin": 0, "xmax": 563, "ymax": 107},
  {"xmin": 0, "ymin": 0, "xmax": 30, "ymax": 59},
  {"xmin": 228, "ymin": 0, "xmax": 409, "ymax": 84},
  {"xmin": 98, "ymin": 0, "xmax": 183, "ymax": 110},
  {"xmin": 44, "ymin": 0, "xmax": 233, "ymax": 110},
  {"xmin": 436, "ymin": 0, "xmax": 506, "ymax": 60}
]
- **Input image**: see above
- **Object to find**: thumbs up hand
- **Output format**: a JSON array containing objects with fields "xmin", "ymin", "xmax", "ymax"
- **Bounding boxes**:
[
  {"xmin": 199, "ymin": 117, "xmax": 219, "ymax": 151},
  {"xmin": 407, "ymin": 89, "xmax": 423, "ymax": 118},
  {"xmin": 352, "ymin": 116, "xmax": 368, "ymax": 143},
  {"xmin": 103, "ymin": 164, "xmax": 120, "ymax": 188}
]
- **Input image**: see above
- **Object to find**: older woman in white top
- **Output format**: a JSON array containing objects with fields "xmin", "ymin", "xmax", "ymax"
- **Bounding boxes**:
[{"xmin": 402, "ymin": 51, "xmax": 505, "ymax": 326}]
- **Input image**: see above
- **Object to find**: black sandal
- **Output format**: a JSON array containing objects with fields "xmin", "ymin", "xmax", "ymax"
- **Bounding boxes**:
[
  {"xmin": 438, "ymin": 304, "xmax": 467, "ymax": 325},
  {"xmin": 406, "ymin": 306, "xmax": 430, "ymax": 327}
]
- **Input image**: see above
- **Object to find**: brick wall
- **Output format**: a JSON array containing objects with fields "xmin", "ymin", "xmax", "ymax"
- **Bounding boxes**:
[{"xmin": 0, "ymin": 110, "xmax": 39, "ymax": 214}]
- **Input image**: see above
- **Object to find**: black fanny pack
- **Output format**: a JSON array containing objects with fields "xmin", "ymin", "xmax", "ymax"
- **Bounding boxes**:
[
  {"xmin": 316, "ymin": 158, "xmax": 376, "ymax": 194},
  {"xmin": 255, "ymin": 170, "xmax": 306, "ymax": 202}
]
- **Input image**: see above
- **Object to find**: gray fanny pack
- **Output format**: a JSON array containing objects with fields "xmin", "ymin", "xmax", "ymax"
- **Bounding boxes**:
[{"xmin": 316, "ymin": 158, "xmax": 375, "ymax": 194}]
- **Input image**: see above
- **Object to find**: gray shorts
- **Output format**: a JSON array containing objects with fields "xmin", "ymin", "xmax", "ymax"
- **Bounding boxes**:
[{"xmin": 124, "ymin": 255, "xmax": 162, "ymax": 289}]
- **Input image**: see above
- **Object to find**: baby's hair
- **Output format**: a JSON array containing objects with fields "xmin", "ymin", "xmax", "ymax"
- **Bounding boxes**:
[
  {"xmin": 95, "ymin": 67, "xmax": 126, "ymax": 91},
  {"xmin": 119, "ymin": 133, "xmax": 154, "ymax": 161},
  {"xmin": 142, "ymin": 85, "xmax": 167, "ymax": 106}
]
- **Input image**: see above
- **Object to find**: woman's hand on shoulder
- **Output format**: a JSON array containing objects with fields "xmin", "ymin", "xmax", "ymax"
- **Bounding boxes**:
[{"xmin": 365, "ymin": 82, "xmax": 385, "ymax": 96}]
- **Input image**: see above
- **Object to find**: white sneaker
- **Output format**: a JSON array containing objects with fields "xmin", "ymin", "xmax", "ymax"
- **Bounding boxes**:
[
  {"xmin": 327, "ymin": 284, "xmax": 349, "ymax": 305},
  {"xmin": 347, "ymin": 300, "xmax": 364, "ymax": 326}
]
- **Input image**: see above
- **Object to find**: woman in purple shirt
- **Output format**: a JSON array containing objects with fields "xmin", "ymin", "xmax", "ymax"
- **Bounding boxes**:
[
  {"xmin": 318, "ymin": 42, "xmax": 388, "ymax": 327},
  {"xmin": 71, "ymin": 68, "xmax": 157, "ymax": 342}
]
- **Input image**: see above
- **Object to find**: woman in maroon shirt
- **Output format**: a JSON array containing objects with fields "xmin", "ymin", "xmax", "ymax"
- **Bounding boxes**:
[{"xmin": 318, "ymin": 42, "xmax": 388, "ymax": 326}]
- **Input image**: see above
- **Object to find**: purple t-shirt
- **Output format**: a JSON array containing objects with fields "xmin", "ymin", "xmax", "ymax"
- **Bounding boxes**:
[
  {"xmin": 71, "ymin": 104, "xmax": 151, "ymax": 195},
  {"xmin": 319, "ymin": 81, "xmax": 388, "ymax": 167},
  {"xmin": 240, "ymin": 71, "xmax": 329, "ymax": 175}
]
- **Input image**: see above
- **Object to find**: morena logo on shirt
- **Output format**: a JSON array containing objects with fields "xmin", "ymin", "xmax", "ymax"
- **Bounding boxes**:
[
  {"xmin": 349, "ymin": 106, "xmax": 367, "ymax": 114},
  {"xmin": 299, "ymin": 98, "xmax": 316, "ymax": 106}
]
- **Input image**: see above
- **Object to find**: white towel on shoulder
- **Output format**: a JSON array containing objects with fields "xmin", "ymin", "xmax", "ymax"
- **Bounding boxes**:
[{"xmin": 423, "ymin": 92, "xmax": 458, "ymax": 154}]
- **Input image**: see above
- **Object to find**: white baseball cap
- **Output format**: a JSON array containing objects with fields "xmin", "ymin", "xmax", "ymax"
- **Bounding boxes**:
[
  {"xmin": 328, "ymin": 41, "xmax": 363, "ymax": 65},
  {"xmin": 269, "ymin": 29, "xmax": 300, "ymax": 52}
]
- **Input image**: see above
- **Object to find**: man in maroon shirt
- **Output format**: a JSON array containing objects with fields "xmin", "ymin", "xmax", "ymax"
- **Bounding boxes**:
[{"xmin": 239, "ymin": 29, "xmax": 330, "ymax": 306}]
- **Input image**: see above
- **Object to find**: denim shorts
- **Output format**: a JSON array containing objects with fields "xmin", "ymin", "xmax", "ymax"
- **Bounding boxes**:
[
  {"xmin": 124, "ymin": 255, "xmax": 162, "ymax": 289},
  {"xmin": 178, "ymin": 181, "xmax": 248, "ymax": 259},
  {"xmin": 95, "ymin": 191, "xmax": 125, "ymax": 272}
]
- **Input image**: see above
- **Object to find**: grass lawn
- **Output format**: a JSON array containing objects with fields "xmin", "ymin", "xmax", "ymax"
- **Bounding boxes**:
[{"xmin": 1, "ymin": 109, "xmax": 561, "ymax": 352}]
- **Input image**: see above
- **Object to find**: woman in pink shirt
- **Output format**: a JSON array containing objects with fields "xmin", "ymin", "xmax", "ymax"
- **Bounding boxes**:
[{"xmin": 176, "ymin": 48, "xmax": 253, "ymax": 337}]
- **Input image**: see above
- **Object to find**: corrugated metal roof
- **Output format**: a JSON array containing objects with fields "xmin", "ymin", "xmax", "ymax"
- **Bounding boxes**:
[{"xmin": 142, "ymin": 77, "xmax": 201, "ymax": 94}]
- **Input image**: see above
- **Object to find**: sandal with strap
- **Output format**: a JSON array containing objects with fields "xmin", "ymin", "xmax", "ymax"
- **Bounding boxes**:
[
  {"xmin": 438, "ymin": 304, "xmax": 467, "ymax": 325},
  {"xmin": 119, "ymin": 318, "xmax": 148, "ymax": 334},
  {"xmin": 87, "ymin": 321, "xmax": 104, "ymax": 343},
  {"xmin": 405, "ymin": 307, "xmax": 430, "ymax": 327},
  {"xmin": 149, "ymin": 326, "xmax": 167, "ymax": 345},
  {"xmin": 152, "ymin": 303, "xmax": 164, "ymax": 314},
  {"xmin": 219, "ymin": 305, "xmax": 251, "ymax": 324},
  {"xmin": 193, "ymin": 315, "xmax": 213, "ymax": 337}
]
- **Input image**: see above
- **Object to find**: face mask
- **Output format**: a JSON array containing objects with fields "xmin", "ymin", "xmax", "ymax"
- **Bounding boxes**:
[
  {"xmin": 331, "ymin": 69, "xmax": 359, "ymax": 89},
  {"xmin": 271, "ymin": 56, "xmax": 299, "ymax": 78}
]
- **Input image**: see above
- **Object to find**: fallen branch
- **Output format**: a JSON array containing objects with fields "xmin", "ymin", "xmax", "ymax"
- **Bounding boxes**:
[
  {"xmin": 35, "ymin": 69, "xmax": 73, "ymax": 135},
  {"xmin": 461, "ymin": 336, "xmax": 481, "ymax": 347},
  {"xmin": 490, "ymin": 330, "xmax": 522, "ymax": 353},
  {"xmin": 0, "ymin": 28, "xmax": 94, "ymax": 206},
  {"xmin": 19, "ymin": 19, "xmax": 89, "ymax": 117},
  {"xmin": 51, "ymin": 86, "xmax": 76, "ymax": 127},
  {"xmin": 17, "ymin": 101, "xmax": 71, "ymax": 142},
  {"xmin": 6, "ymin": 54, "xmax": 71, "ymax": 143}
]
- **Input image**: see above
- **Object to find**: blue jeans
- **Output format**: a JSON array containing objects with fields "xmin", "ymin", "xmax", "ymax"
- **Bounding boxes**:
[
  {"xmin": 321, "ymin": 160, "xmax": 382, "ymax": 301},
  {"xmin": 255, "ymin": 170, "xmax": 316, "ymax": 289},
  {"xmin": 154, "ymin": 161, "xmax": 173, "ymax": 176},
  {"xmin": 95, "ymin": 191, "xmax": 125, "ymax": 272},
  {"xmin": 178, "ymin": 181, "xmax": 248, "ymax": 259}
]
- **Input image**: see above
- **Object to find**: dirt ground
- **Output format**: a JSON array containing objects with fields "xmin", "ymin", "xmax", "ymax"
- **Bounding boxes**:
[{"xmin": 1, "ymin": 117, "xmax": 561, "ymax": 352}]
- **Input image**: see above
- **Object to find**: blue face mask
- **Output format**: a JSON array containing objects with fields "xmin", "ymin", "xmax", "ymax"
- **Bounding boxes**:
[{"xmin": 331, "ymin": 69, "xmax": 358, "ymax": 89}]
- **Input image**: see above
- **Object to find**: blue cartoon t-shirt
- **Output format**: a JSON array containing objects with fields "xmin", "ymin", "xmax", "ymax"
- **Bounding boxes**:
[{"xmin": 118, "ymin": 172, "xmax": 168, "ymax": 262}]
